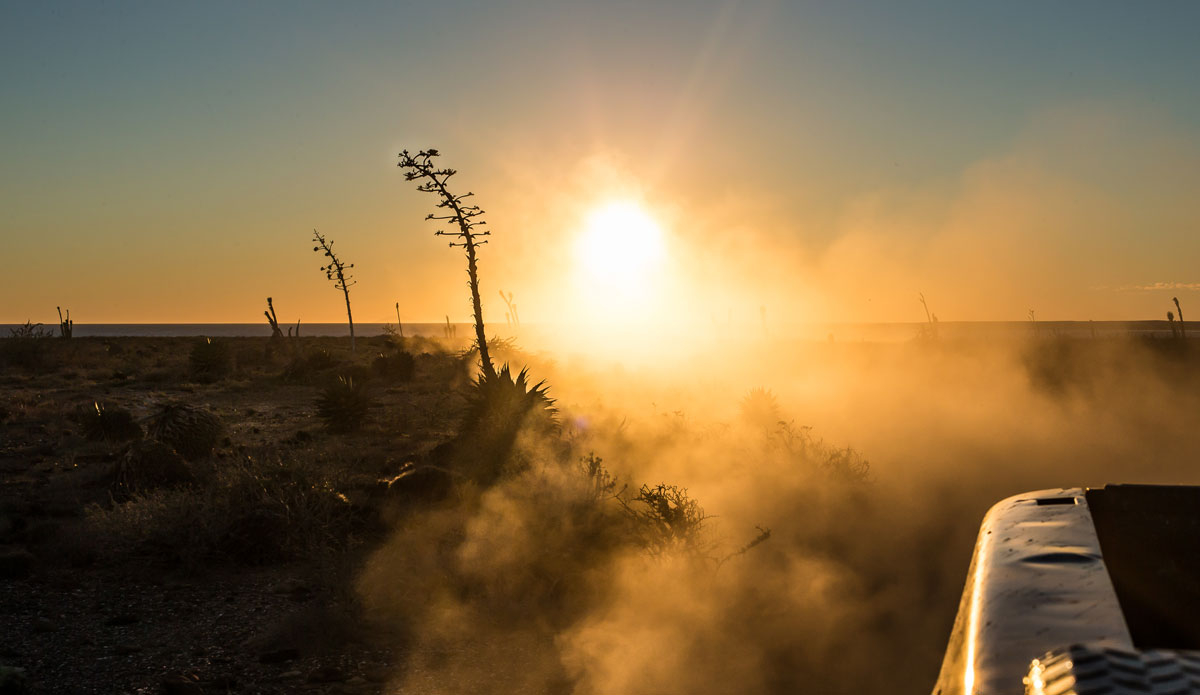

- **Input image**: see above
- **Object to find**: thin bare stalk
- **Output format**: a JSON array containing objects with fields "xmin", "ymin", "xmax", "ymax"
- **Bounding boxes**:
[{"xmin": 398, "ymin": 149, "xmax": 495, "ymax": 379}]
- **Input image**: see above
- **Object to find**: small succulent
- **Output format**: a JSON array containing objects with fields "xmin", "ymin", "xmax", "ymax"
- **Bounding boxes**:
[{"xmin": 315, "ymin": 376, "xmax": 374, "ymax": 433}]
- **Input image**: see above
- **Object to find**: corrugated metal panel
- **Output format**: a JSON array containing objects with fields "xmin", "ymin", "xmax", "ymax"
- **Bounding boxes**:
[{"xmin": 1027, "ymin": 644, "xmax": 1200, "ymax": 695}]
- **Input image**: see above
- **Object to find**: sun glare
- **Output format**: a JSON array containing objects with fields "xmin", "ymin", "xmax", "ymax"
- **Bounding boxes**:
[{"xmin": 576, "ymin": 201, "xmax": 666, "ymax": 283}]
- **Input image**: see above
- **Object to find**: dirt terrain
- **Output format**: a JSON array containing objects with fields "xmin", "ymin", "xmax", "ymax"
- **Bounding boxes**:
[
  {"xmin": 0, "ymin": 334, "xmax": 468, "ymax": 694},
  {"xmin": 3, "ymin": 330, "xmax": 1198, "ymax": 695}
]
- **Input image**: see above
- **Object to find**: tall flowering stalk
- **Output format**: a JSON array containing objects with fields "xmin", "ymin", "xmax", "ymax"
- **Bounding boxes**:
[{"xmin": 397, "ymin": 149, "xmax": 496, "ymax": 380}]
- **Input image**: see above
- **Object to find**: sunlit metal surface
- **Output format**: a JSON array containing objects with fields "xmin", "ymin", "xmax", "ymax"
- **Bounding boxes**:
[
  {"xmin": 932, "ymin": 488, "xmax": 1133, "ymax": 695},
  {"xmin": 1027, "ymin": 644, "xmax": 1200, "ymax": 695}
]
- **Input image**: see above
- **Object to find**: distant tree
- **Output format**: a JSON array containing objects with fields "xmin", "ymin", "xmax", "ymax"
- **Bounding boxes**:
[
  {"xmin": 312, "ymin": 230, "xmax": 357, "ymax": 353},
  {"xmin": 398, "ymin": 149, "xmax": 496, "ymax": 380},
  {"xmin": 1173, "ymin": 296, "xmax": 1186, "ymax": 339}
]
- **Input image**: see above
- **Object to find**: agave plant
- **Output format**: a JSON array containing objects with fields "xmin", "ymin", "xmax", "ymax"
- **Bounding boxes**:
[
  {"xmin": 147, "ymin": 403, "xmax": 223, "ymax": 461},
  {"xmin": 315, "ymin": 376, "xmax": 374, "ymax": 433},
  {"xmin": 462, "ymin": 364, "xmax": 557, "ymax": 438},
  {"xmin": 79, "ymin": 401, "xmax": 143, "ymax": 442},
  {"xmin": 451, "ymin": 365, "xmax": 557, "ymax": 484},
  {"xmin": 738, "ymin": 387, "xmax": 783, "ymax": 431}
]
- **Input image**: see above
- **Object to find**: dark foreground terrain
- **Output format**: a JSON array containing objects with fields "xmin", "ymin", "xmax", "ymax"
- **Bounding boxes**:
[
  {"xmin": 0, "ymin": 334, "xmax": 469, "ymax": 694},
  {"xmin": 2, "ymin": 330, "xmax": 1198, "ymax": 695}
]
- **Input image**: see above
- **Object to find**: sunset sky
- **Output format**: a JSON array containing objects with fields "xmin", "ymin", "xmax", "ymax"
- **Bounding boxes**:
[{"xmin": 3, "ymin": 1, "xmax": 1199, "ymax": 325}]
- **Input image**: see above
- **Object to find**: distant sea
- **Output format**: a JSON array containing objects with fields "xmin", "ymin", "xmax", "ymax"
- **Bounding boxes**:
[
  {"xmin": 0, "ymin": 321, "xmax": 1188, "ymax": 341},
  {"xmin": 0, "ymin": 323, "xmax": 446, "ymax": 338}
]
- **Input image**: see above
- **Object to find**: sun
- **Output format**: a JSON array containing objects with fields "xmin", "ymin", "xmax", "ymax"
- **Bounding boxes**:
[
  {"xmin": 564, "ymin": 199, "xmax": 678, "ymax": 355},
  {"xmin": 575, "ymin": 201, "xmax": 666, "ymax": 284}
]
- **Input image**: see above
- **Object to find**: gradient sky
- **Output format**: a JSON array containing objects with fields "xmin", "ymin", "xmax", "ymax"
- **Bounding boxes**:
[{"xmin": 3, "ymin": 1, "xmax": 1199, "ymax": 324}]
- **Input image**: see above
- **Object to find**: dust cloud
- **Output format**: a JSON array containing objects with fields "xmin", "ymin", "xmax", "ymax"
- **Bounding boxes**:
[{"xmin": 357, "ymin": 329, "xmax": 1200, "ymax": 694}]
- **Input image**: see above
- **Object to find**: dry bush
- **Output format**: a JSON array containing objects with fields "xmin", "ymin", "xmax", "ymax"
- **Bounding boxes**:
[
  {"xmin": 88, "ymin": 450, "xmax": 358, "ymax": 568},
  {"xmin": 78, "ymin": 401, "xmax": 142, "ymax": 443},
  {"xmin": 188, "ymin": 337, "xmax": 232, "ymax": 383}
]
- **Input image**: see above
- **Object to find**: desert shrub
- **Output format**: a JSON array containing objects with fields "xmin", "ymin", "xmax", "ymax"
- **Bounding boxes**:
[
  {"xmin": 315, "ymin": 376, "xmax": 374, "ymax": 433},
  {"xmin": 78, "ymin": 401, "xmax": 142, "ymax": 442},
  {"xmin": 772, "ymin": 420, "xmax": 871, "ymax": 483},
  {"xmin": 189, "ymin": 337, "xmax": 232, "ymax": 383},
  {"xmin": 372, "ymin": 350, "xmax": 415, "ymax": 382},
  {"xmin": 1, "ymin": 321, "xmax": 52, "ymax": 371},
  {"xmin": 111, "ymin": 440, "xmax": 193, "ymax": 498},
  {"xmin": 147, "ymin": 403, "xmax": 223, "ymax": 461},
  {"xmin": 88, "ymin": 452, "xmax": 356, "ymax": 567},
  {"xmin": 234, "ymin": 343, "xmax": 271, "ymax": 371},
  {"xmin": 624, "ymin": 483, "xmax": 712, "ymax": 557},
  {"xmin": 7, "ymin": 321, "xmax": 50, "ymax": 339},
  {"xmin": 281, "ymin": 347, "xmax": 338, "ymax": 382},
  {"xmin": 340, "ymin": 363, "xmax": 374, "ymax": 385}
]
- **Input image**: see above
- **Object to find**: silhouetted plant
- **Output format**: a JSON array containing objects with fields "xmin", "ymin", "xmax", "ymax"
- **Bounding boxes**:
[
  {"xmin": 394, "ymin": 301, "xmax": 404, "ymax": 338},
  {"xmin": 1174, "ymin": 296, "xmax": 1186, "ymax": 339},
  {"xmin": 372, "ymin": 350, "xmax": 415, "ymax": 383},
  {"xmin": 189, "ymin": 337, "xmax": 232, "ymax": 383},
  {"xmin": 9, "ymin": 320, "xmax": 49, "ymax": 339},
  {"xmin": 499, "ymin": 290, "xmax": 520, "ymax": 329},
  {"xmin": 626, "ymin": 483, "xmax": 712, "ymax": 557},
  {"xmin": 443, "ymin": 315, "xmax": 457, "ymax": 339},
  {"xmin": 147, "ymin": 403, "xmax": 223, "ymax": 461},
  {"xmin": 79, "ymin": 401, "xmax": 142, "ymax": 442},
  {"xmin": 312, "ymin": 229, "xmax": 357, "ymax": 353},
  {"xmin": 112, "ymin": 439, "xmax": 193, "ymax": 498},
  {"xmin": 917, "ymin": 292, "xmax": 939, "ymax": 340},
  {"xmin": 1169, "ymin": 311, "xmax": 1179, "ymax": 339},
  {"xmin": 264, "ymin": 297, "xmax": 284, "ymax": 341},
  {"xmin": 579, "ymin": 452, "xmax": 622, "ymax": 502},
  {"xmin": 281, "ymin": 347, "xmax": 337, "ymax": 382},
  {"xmin": 398, "ymin": 149, "xmax": 496, "ymax": 380},
  {"xmin": 462, "ymin": 365, "xmax": 556, "ymax": 436},
  {"xmin": 772, "ymin": 420, "xmax": 871, "ymax": 483},
  {"xmin": 57, "ymin": 307, "xmax": 72, "ymax": 339},
  {"xmin": 458, "ymin": 335, "xmax": 521, "ymax": 366},
  {"xmin": 2, "ymin": 321, "xmax": 51, "ymax": 370},
  {"xmin": 315, "ymin": 376, "xmax": 374, "ymax": 433},
  {"xmin": 92, "ymin": 450, "xmax": 355, "ymax": 567},
  {"xmin": 739, "ymin": 387, "xmax": 783, "ymax": 431},
  {"xmin": 452, "ymin": 365, "xmax": 557, "ymax": 483}
]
